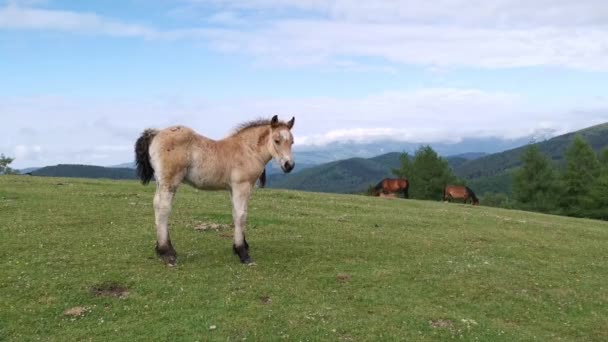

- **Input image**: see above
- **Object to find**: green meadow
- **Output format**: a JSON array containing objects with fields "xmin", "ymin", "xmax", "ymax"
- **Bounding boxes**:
[{"xmin": 1, "ymin": 175, "xmax": 607, "ymax": 341}]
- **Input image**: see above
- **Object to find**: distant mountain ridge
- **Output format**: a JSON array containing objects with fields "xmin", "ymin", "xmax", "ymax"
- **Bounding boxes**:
[
  {"xmin": 459, "ymin": 122, "xmax": 608, "ymax": 194},
  {"xmin": 19, "ymin": 122, "xmax": 607, "ymax": 195},
  {"xmin": 32, "ymin": 164, "xmax": 137, "ymax": 180},
  {"xmin": 268, "ymin": 122, "xmax": 608, "ymax": 194},
  {"xmin": 266, "ymin": 152, "xmax": 472, "ymax": 194}
]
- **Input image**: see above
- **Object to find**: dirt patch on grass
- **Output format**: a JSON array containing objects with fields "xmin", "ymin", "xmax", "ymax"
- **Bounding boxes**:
[
  {"xmin": 429, "ymin": 319, "xmax": 453, "ymax": 329},
  {"xmin": 260, "ymin": 295, "xmax": 272, "ymax": 305},
  {"xmin": 336, "ymin": 273, "xmax": 352, "ymax": 283},
  {"xmin": 219, "ymin": 232, "xmax": 233, "ymax": 239},
  {"xmin": 63, "ymin": 306, "xmax": 89, "ymax": 317},
  {"xmin": 194, "ymin": 222, "xmax": 232, "ymax": 232},
  {"xmin": 90, "ymin": 282, "xmax": 129, "ymax": 298}
]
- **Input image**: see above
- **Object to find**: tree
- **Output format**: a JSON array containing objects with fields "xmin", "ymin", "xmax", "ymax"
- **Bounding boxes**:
[
  {"xmin": 559, "ymin": 135, "xmax": 600, "ymax": 215},
  {"xmin": 392, "ymin": 152, "xmax": 414, "ymax": 182},
  {"xmin": 512, "ymin": 145, "xmax": 557, "ymax": 212},
  {"xmin": 0, "ymin": 154, "xmax": 17, "ymax": 175},
  {"xmin": 393, "ymin": 145, "xmax": 458, "ymax": 200},
  {"xmin": 586, "ymin": 147, "xmax": 608, "ymax": 220},
  {"xmin": 599, "ymin": 147, "xmax": 608, "ymax": 169}
]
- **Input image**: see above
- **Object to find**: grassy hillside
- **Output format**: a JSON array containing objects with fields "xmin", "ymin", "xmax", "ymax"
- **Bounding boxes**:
[{"xmin": 1, "ymin": 176, "xmax": 607, "ymax": 340}]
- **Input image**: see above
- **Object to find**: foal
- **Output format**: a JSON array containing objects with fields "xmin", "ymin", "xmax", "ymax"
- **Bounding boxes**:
[{"xmin": 135, "ymin": 115, "xmax": 295, "ymax": 265}]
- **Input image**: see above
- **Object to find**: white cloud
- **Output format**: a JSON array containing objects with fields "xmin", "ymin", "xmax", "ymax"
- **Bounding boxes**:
[
  {"xmin": 2, "ymin": 1, "xmax": 608, "ymax": 70},
  {"xmin": 2, "ymin": 89, "xmax": 606, "ymax": 167},
  {"xmin": 193, "ymin": 0, "xmax": 608, "ymax": 27},
  {"xmin": 14, "ymin": 144, "xmax": 42, "ymax": 161},
  {"xmin": 201, "ymin": 20, "xmax": 608, "ymax": 70},
  {"xmin": 0, "ymin": 4, "xmax": 162, "ymax": 38}
]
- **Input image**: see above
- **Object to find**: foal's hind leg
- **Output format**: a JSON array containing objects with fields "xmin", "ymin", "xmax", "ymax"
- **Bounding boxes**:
[
  {"xmin": 230, "ymin": 182, "xmax": 253, "ymax": 264},
  {"xmin": 154, "ymin": 183, "xmax": 178, "ymax": 265}
]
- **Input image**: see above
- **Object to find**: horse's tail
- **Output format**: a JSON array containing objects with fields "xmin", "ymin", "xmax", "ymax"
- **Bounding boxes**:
[
  {"xmin": 466, "ymin": 186, "xmax": 479, "ymax": 204},
  {"xmin": 443, "ymin": 185, "xmax": 447, "ymax": 201},
  {"xmin": 403, "ymin": 179, "xmax": 410, "ymax": 199},
  {"xmin": 135, "ymin": 129, "xmax": 158, "ymax": 185}
]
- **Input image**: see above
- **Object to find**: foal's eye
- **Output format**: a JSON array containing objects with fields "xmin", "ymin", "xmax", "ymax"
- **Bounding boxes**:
[{"xmin": 274, "ymin": 139, "xmax": 280, "ymax": 144}]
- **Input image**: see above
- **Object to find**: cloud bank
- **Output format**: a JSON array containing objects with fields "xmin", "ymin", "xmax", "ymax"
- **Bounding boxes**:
[
  {"xmin": 2, "ymin": 1, "xmax": 608, "ymax": 70},
  {"xmin": 2, "ymin": 89, "xmax": 606, "ymax": 167}
]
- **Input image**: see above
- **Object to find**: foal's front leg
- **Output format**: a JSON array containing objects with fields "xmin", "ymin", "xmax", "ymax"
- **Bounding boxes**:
[{"xmin": 231, "ymin": 182, "xmax": 253, "ymax": 264}]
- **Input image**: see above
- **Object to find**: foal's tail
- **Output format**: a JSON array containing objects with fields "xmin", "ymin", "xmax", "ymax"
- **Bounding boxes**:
[{"xmin": 135, "ymin": 129, "xmax": 158, "ymax": 185}]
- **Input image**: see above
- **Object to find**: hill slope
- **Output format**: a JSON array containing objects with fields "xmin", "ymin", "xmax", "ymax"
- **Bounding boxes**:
[
  {"xmin": 454, "ymin": 122, "xmax": 608, "ymax": 181},
  {"xmin": 268, "ymin": 152, "xmax": 480, "ymax": 193},
  {"xmin": 32, "ymin": 164, "xmax": 137, "ymax": 179},
  {"xmin": 267, "ymin": 154, "xmax": 399, "ymax": 193},
  {"xmin": 1, "ymin": 176, "xmax": 607, "ymax": 340}
]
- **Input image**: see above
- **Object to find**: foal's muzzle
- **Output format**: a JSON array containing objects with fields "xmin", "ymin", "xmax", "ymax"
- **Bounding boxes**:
[{"xmin": 282, "ymin": 161, "xmax": 295, "ymax": 173}]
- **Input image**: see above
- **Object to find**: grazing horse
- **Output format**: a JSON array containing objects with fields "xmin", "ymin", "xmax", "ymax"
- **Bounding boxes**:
[
  {"xmin": 134, "ymin": 115, "xmax": 295, "ymax": 265},
  {"xmin": 443, "ymin": 185, "xmax": 479, "ymax": 205},
  {"xmin": 371, "ymin": 178, "xmax": 409, "ymax": 198}
]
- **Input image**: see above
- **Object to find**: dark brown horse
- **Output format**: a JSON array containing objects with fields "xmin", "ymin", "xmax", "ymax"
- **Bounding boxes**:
[
  {"xmin": 443, "ymin": 185, "xmax": 479, "ymax": 205},
  {"xmin": 372, "ymin": 178, "xmax": 409, "ymax": 198}
]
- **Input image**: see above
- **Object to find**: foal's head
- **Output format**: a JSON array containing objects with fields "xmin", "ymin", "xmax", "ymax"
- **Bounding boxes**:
[{"xmin": 268, "ymin": 115, "xmax": 295, "ymax": 173}]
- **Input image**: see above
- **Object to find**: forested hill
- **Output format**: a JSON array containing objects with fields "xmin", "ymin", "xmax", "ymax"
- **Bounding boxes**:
[
  {"xmin": 31, "ymin": 164, "xmax": 137, "ymax": 180},
  {"xmin": 266, "ymin": 154, "xmax": 401, "ymax": 194},
  {"xmin": 454, "ymin": 122, "xmax": 608, "ymax": 180},
  {"xmin": 266, "ymin": 152, "xmax": 472, "ymax": 194}
]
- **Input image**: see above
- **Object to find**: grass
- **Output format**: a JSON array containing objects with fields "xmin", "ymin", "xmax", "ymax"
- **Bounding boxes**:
[{"xmin": 1, "ymin": 175, "xmax": 607, "ymax": 341}]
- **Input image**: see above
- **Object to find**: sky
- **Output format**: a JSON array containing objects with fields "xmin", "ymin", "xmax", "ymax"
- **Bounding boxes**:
[{"xmin": 1, "ymin": 0, "xmax": 607, "ymax": 168}]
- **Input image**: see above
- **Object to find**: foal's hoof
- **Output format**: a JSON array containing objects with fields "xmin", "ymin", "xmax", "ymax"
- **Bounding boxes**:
[
  {"xmin": 156, "ymin": 244, "xmax": 177, "ymax": 266},
  {"xmin": 233, "ymin": 244, "xmax": 252, "ymax": 264},
  {"xmin": 161, "ymin": 254, "xmax": 177, "ymax": 267}
]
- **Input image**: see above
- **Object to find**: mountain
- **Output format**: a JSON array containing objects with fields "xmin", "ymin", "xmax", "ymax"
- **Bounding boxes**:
[
  {"xmin": 294, "ymin": 137, "xmax": 526, "ymax": 165},
  {"xmin": 266, "ymin": 152, "xmax": 475, "ymax": 194},
  {"xmin": 109, "ymin": 162, "xmax": 135, "ymax": 169},
  {"xmin": 24, "ymin": 123, "xmax": 607, "ymax": 194},
  {"xmin": 454, "ymin": 123, "xmax": 608, "ymax": 179},
  {"xmin": 18, "ymin": 167, "xmax": 40, "ymax": 174},
  {"xmin": 267, "ymin": 155, "xmax": 397, "ymax": 194},
  {"xmin": 32, "ymin": 164, "xmax": 137, "ymax": 180},
  {"xmin": 266, "ymin": 122, "xmax": 608, "ymax": 195},
  {"xmin": 455, "ymin": 122, "xmax": 608, "ymax": 194},
  {"xmin": 106, "ymin": 134, "xmax": 525, "ymax": 174}
]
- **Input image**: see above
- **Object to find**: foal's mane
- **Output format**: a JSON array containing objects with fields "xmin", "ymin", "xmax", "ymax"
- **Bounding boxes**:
[{"xmin": 232, "ymin": 117, "xmax": 290, "ymax": 135}]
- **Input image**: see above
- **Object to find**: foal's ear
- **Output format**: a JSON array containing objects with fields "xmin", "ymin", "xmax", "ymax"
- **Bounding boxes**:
[
  {"xmin": 270, "ymin": 115, "xmax": 279, "ymax": 128},
  {"xmin": 287, "ymin": 117, "xmax": 295, "ymax": 129}
]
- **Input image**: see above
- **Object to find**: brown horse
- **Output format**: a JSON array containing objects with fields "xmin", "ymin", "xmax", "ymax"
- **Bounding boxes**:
[
  {"xmin": 135, "ymin": 115, "xmax": 295, "ymax": 265},
  {"xmin": 371, "ymin": 178, "xmax": 409, "ymax": 198},
  {"xmin": 443, "ymin": 185, "xmax": 479, "ymax": 205}
]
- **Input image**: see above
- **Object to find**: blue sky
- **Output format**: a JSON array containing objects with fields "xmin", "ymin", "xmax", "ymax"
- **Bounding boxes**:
[{"xmin": 1, "ymin": 0, "xmax": 607, "ymax": 168}]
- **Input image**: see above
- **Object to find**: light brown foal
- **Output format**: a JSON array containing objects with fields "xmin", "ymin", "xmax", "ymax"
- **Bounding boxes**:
[{"xmin": 135, "ymin": 115, "xmax": 295, "ymax": 265}]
